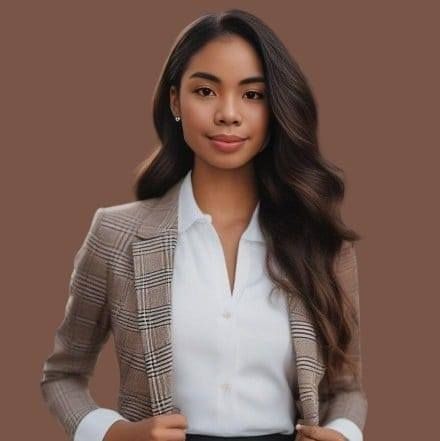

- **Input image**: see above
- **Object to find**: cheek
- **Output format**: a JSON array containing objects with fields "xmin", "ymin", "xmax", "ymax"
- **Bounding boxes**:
[
  {"xmin": 181, "ymin": 99, "xmax": 210, "ymax": 132},
  {"xmin": 248, "ymin": 106, "xmax": 270, "ymax": 136}
]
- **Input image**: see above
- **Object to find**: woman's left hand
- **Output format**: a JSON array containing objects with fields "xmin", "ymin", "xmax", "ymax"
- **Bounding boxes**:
[{"xmin": 296, "ymin": 424, "xmax": 347, "ymax": 441}]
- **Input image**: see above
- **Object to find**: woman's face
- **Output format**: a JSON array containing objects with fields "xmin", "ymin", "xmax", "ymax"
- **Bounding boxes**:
[{"xmin": 170, "ymin": 35, "xmax": 270, "ymax": 170}]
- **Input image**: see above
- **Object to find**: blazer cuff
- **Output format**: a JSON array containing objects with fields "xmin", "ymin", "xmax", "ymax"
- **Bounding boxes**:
[
  {"xmin": 74, "ymin": 408, "xmax": 129, "ymax": 441},
  {"xmin": 323, "ymin": 417, "xmax": 363, "ymax": 441}
]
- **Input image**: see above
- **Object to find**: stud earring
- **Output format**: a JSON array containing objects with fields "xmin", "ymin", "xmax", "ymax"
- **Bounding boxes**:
[{"xmin": 175, "ymin": 115, "xmax": 181, "ymax": 122}]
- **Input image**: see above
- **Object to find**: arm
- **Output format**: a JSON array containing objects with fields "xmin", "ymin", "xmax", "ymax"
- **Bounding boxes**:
[
  {"xmin": 319, "ymin": 242, "xmax": 368, "ymax": 433},
  {"xmin": 40, "ymin": 208, "xmax": 116, "ymax": 441}
]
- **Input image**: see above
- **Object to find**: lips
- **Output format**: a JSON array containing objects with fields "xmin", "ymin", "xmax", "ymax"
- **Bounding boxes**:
[{"xmin": 208, "ymin": 134, "xmax": 247, "ymax": 142}]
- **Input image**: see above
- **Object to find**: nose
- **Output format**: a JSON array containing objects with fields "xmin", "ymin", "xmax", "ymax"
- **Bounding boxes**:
[{"xmin": 214, "ymin": 96, "xmax": 242, "ymax": 126}]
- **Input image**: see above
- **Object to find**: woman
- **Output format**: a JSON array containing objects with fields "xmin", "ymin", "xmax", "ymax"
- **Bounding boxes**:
[{"xmin": 40, "ymin": 9, "xmax": 367, "ymax": 441}]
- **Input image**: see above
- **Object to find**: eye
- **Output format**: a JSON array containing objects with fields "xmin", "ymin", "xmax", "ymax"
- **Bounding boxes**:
[
  {"xmin": 193, "ymin": 87, "xmax": 265, "ymax": 100},
  {"xmin": 244, "ymin": 91, "xmax": 265, "ymax": 100},
  {"xmin": 194, "ymin": 87, "xmax": 215, "ymax": 97}
]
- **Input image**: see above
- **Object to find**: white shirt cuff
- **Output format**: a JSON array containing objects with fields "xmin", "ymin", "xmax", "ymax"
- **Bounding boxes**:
[
  {"xmin": 323, "ymin": 417, "xmax": 363, "ymax": 441},
  {"xmin": 74, "ymin": 408, "xmax": 129, "ymax": 441}
]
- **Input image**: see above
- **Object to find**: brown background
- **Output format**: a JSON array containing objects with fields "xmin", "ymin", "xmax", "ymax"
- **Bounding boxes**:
[{"xmin": 3, "ymin": 1, "xmax": 438, "ymax": 439}]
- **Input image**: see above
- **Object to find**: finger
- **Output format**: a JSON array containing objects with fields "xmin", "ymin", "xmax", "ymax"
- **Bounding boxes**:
[
  {"xmin": 296, "ymin": 431, "xmax": 316, "ymax": 441},
  {"xmin": 166, "ymin": 427, "xmax": 187, "ymax": 441},
  {"xmin": 296, "ymin": 424, "xmax": 342, "ymax": 441},
  {"xmin": 296, "ymin": 424, "xmax": 321, "ymax": 440}
]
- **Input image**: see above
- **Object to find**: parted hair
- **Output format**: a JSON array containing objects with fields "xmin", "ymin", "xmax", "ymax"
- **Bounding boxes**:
[{"xmin": 133, "ymin": 8, "xmax": 362, "ymax": 393}]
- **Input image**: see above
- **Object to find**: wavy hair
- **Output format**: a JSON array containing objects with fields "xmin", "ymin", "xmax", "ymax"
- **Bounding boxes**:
[{"xmin": 133, "ymin": 9, "xmax": 362, "ymax": 393}]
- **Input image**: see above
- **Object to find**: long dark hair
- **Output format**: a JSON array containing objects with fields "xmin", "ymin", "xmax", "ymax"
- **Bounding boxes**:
[{"xmin": 133, "ymin": 9, "xmax": 362, "ymax": 393}]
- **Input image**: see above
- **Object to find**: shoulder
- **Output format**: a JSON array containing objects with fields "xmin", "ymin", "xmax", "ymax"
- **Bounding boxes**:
[
  {"xmin": 334, "ymin": 240, "xmax": 357, "ymax": 272},
  {"xmin": 333, "ymin": 240, "xmax": 360, "ymax": 304},
  {"xmin": 101, "ymin": 199, "xmax": 155, "ymax": 221},
  {"xmin": 92, "ymin": 199, "xmax": 157, "ymax": 252}
]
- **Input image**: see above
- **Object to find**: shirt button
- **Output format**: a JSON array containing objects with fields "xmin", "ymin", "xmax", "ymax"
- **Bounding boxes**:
[
  {"xmin": 220, "ymin": 383, "xmax": 231, "ymax": 391},
  {"xmin": 222, "ymin": 311, "xmax": 231, "ymax": 319}
]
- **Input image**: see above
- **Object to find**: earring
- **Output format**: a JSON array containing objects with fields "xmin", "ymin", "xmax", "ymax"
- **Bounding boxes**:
[{"xmin": 175, "ymin": 115, "xmax": 181, "ymax": 122}]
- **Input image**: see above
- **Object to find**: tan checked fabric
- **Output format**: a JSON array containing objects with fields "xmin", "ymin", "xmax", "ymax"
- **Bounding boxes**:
[{"xmin": 40, "ymin": 177, "xmax": 368, "ymax": 441}]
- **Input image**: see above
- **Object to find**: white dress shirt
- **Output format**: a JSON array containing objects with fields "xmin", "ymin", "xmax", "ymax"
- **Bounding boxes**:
[{"xmin": 74, "ymin": 169, "xmax": 363, "ymax": 441}]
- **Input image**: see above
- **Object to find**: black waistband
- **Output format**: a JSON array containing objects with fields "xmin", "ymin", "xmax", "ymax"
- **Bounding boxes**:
[{"xmin": 186, "ymin": 433, "xmax": 294, "ymax": 441}]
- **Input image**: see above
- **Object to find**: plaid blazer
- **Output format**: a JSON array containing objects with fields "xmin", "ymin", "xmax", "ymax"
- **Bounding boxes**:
[{"xmin": 40, "ymin": 177, "xmax": 368, "ymax": 441}]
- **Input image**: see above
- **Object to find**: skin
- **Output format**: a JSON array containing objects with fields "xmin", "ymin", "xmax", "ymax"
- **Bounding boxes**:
[
  {"xmin": 103, "ymin": 414, "xmax": 187, "ymax": 441},
  {"xmin": 296, "ymin": 424, "xmax": 347, "ymax": 441},
  {"xmin": 104, "ymin": 34, "xmax": 345, "ymax": 441},
  {"xmin": 169, "ymin": 34, "xmax": 270, "ymax": 293}
]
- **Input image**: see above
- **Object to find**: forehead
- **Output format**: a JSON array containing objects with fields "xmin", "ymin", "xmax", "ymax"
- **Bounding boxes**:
[{"xmin": 182, "ymin": 35, "xmax": 265, "ymax": 84}]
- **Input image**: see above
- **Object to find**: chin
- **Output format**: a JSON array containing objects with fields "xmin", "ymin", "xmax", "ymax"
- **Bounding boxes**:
[{"xmin": 199, "ymin": 152, "xmax": 257, "ymax": 171}]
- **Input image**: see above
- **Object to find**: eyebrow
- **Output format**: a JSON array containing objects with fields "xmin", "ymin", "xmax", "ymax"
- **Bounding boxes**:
[{"xmin": 188, "ymin": 71, "xmax": 266, "ymax": 85}]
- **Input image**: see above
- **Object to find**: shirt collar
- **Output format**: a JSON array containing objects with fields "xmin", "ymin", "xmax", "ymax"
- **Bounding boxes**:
[{"xmin": 178, "ymin": 169, "xmax": 264, "ymax": 243}]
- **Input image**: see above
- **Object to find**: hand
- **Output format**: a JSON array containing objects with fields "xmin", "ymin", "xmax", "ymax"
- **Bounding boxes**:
[
  {"xmin": 296, "ymin": 424, "xmax": 347, "ymax": 441},
  {"xmin": 104, "ymin": 412, "xmax": 188, "ymax": 441}
]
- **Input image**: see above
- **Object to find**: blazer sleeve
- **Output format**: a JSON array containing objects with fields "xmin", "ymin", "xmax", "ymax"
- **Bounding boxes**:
[
  {"xmin": 319, "ymin": 241, "xmax": 368, "ymax": 432},
  {"xmin": 40, "ymin": 207, "xmax": 113, "ymax": 441}
]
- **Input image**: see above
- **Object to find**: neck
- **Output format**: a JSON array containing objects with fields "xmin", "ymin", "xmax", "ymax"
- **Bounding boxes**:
[{"xmin": 190, "ymin": 160, "xmax": 259, "ymax": 226}]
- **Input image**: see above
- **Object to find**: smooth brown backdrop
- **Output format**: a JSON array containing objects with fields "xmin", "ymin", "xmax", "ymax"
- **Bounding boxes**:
[{"xmin": 3, "ymin": 1, "xmax": 438, "ymax": 440}]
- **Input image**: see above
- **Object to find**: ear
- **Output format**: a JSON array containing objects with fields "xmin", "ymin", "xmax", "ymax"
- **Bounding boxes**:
[{"xmin": 169, "ymin": 85, "xmax": 180, "ymax": 118}]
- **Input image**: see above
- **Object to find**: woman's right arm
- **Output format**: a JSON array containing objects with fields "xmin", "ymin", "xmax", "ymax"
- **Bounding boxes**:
[{"xmin": 39, "ymin": 208, "xmax": 114, "ymax": 441}]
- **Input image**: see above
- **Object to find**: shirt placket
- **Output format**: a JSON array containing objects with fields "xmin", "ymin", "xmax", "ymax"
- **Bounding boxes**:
[{"xmin": 204, "ymin": 220, "xmax": 251, "ymax": 433}]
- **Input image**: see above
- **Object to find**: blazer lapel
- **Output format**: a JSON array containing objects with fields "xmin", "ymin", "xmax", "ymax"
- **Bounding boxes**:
[
  {"xmin": 131, "ymin": 178, "xmax": 326, "ymax": 429},
  {"xmin": 131, "ymin": 179, "xmax": 182, "ymax": 416}
]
